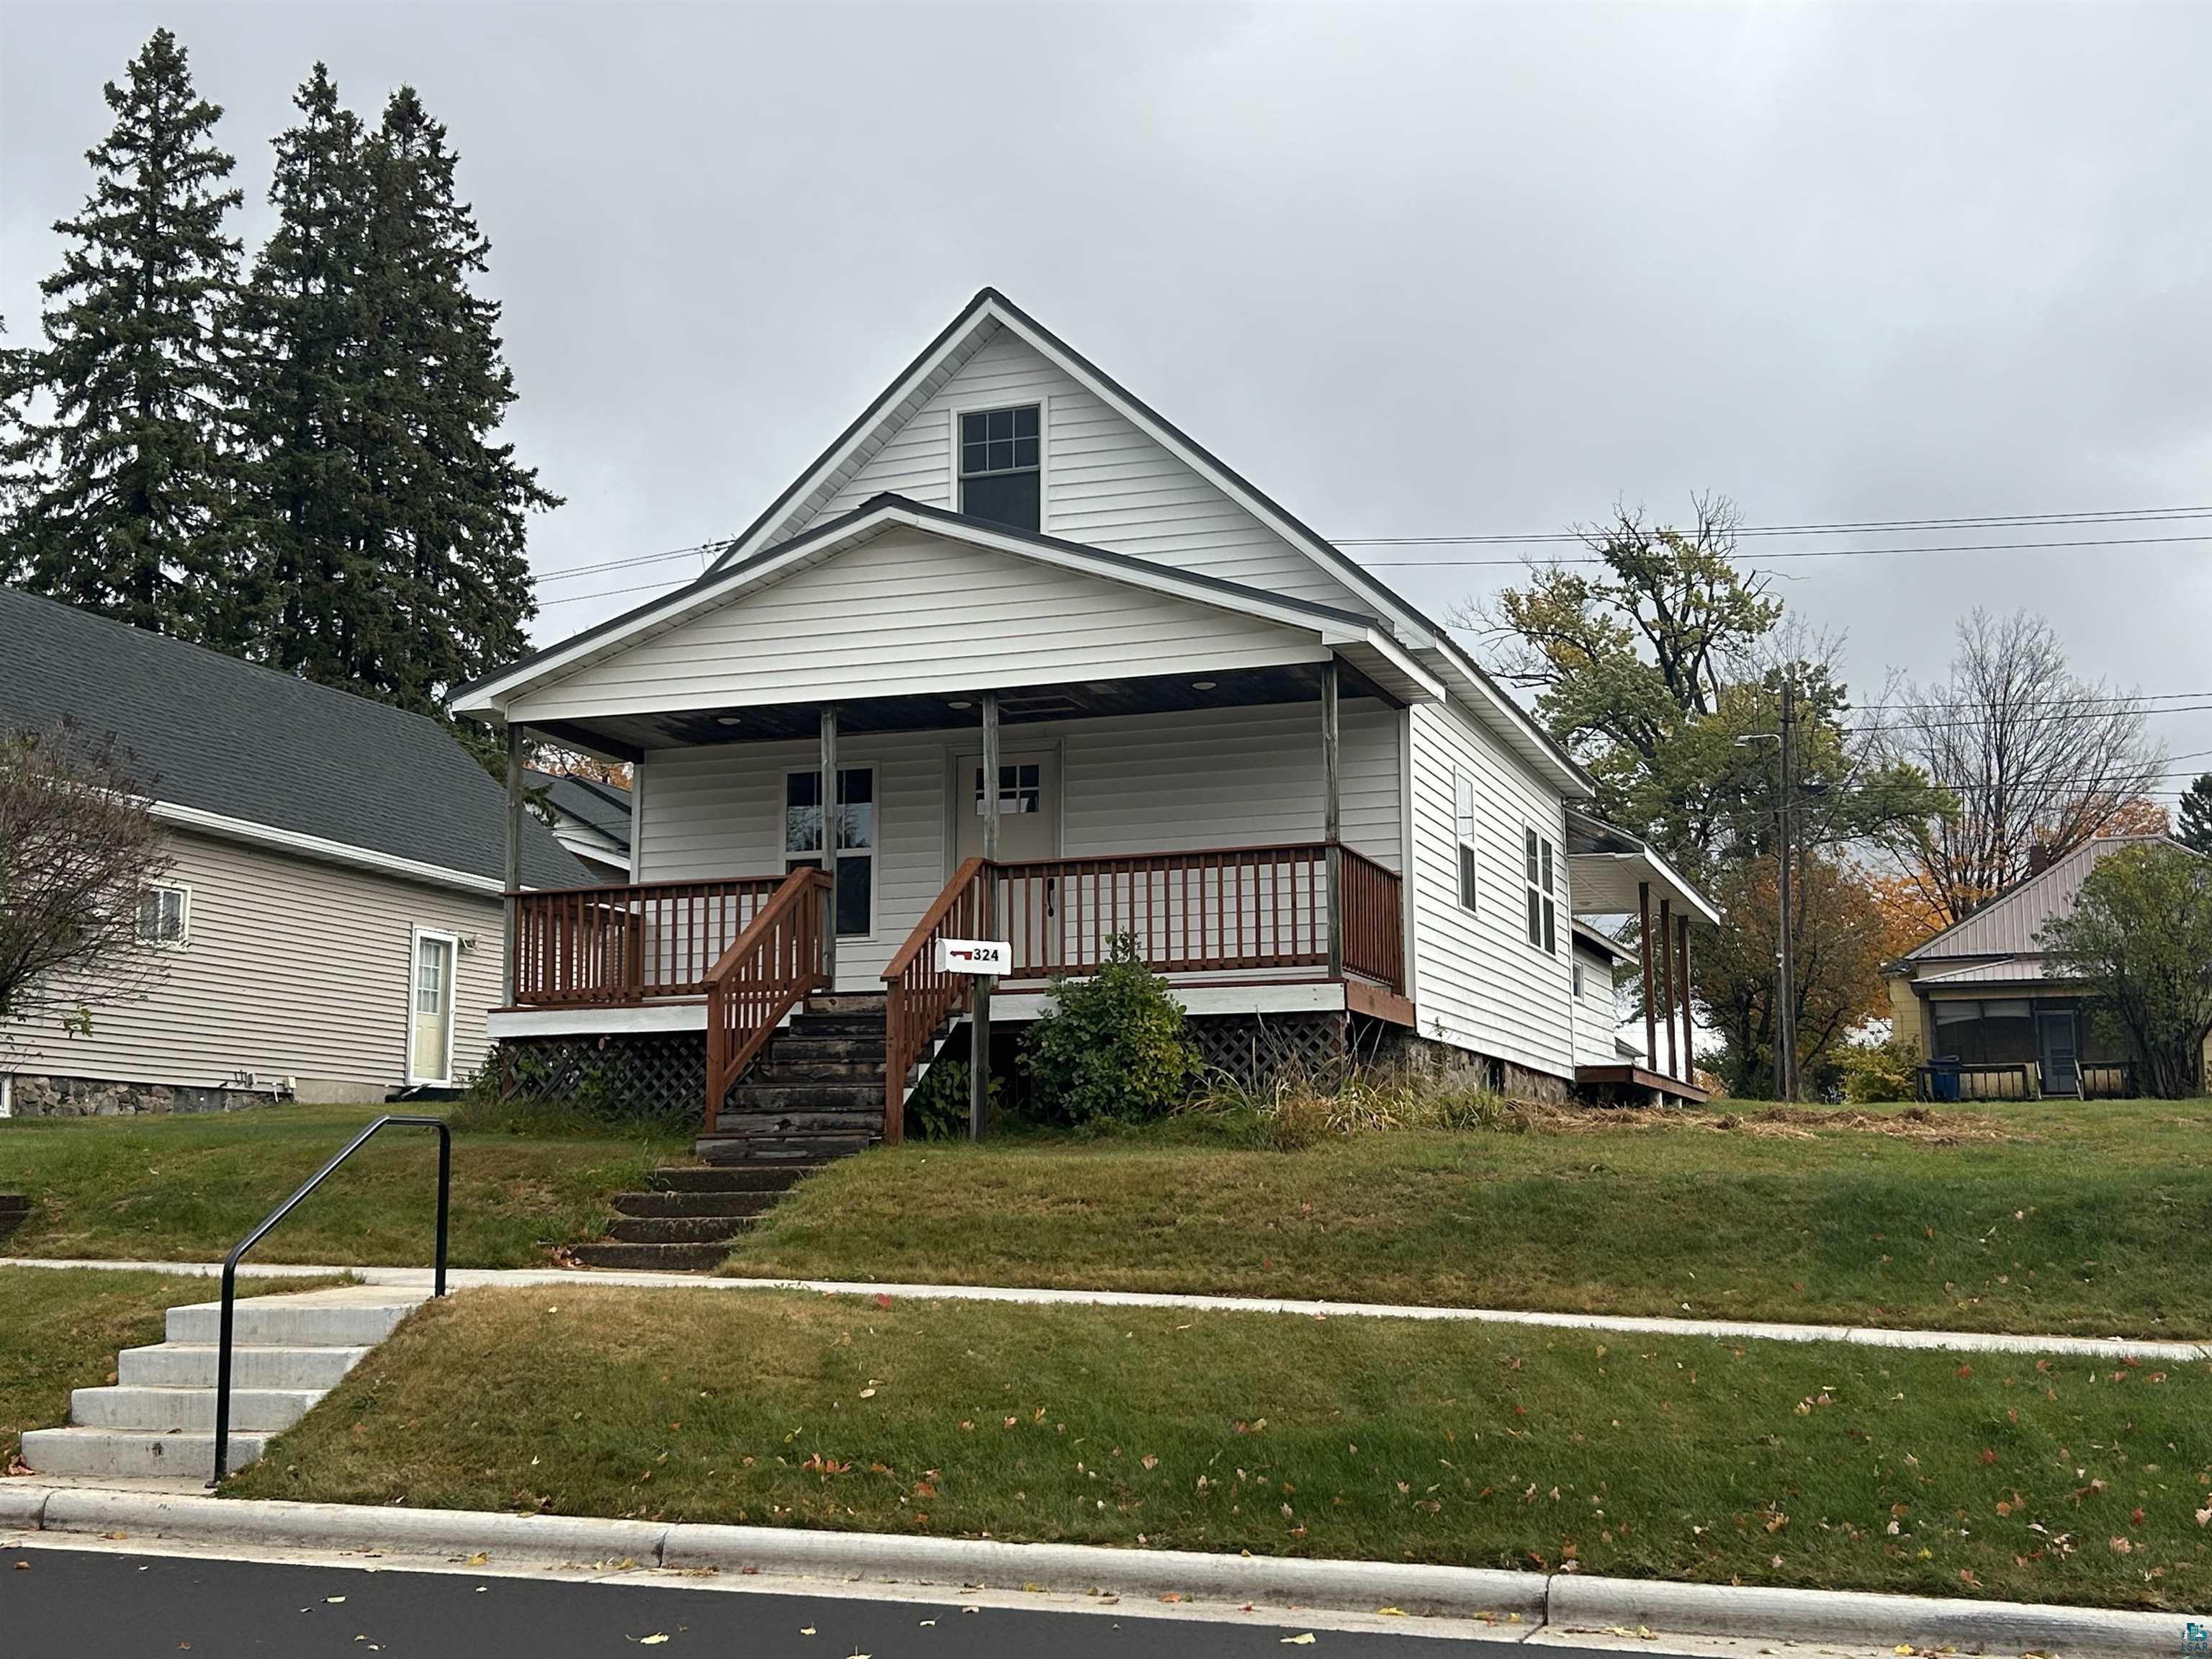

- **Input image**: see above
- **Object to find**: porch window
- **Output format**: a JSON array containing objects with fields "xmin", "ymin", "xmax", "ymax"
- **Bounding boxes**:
[
  {"xmin": 1524, "ymin": 827, "xmax": 1556, "ymax": 954},
  {"xmin": 1453, "ymin": 771, "xmax": 1478, "ymax": 912},
  {"xmin": 785, "ymin": 768, "xmax": 875, "ymax": 937},
  {"xmin": 973, "ymin": 762, "xmax": 1041, "ymax": 817},
  {"xmin": 959, "ymin": 404, "xmax": 1041, "ymax": 532}
]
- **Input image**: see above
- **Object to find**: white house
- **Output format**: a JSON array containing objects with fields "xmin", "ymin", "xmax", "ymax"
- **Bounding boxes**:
[{"xmin": 453, "ymin": 289, "xmax": 1714, "ymax": 1161}]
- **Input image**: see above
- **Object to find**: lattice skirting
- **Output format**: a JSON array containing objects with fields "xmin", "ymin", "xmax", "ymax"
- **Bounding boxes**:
[{"xmin": 496, "ymin": 1033, "xmax": 705, "ymax": 1121}]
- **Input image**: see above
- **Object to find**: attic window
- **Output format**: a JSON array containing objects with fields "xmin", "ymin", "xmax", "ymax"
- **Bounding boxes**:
[{"xmin": 959, "ymin": 405, "xmax": 1040, "ymax": 532}]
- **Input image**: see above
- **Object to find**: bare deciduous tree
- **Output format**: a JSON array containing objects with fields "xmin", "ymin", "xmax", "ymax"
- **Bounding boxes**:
[
  {"xmin": 1879, "ymin": 609, "xmax": 2165, "ymax": 925},
  {"xmin": 0, "ymin": 720, "xmax": 171, "ymax": 1056}
]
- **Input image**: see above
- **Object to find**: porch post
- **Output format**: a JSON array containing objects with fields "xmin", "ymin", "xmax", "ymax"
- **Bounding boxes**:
[
  {"xmin": 502, "ymin": 721, "xmax": 523, "ymax": 1007},
  {"xmin": 1676, "ymin": 912, "xmax": 1694, "ymax": 1087},
  {"xmin": 973, "ymin": 691, "xmax": 1000, "ymax": 1141},
  {"xmin": 1321, "ymin": 657, "xmax": 1343, "ymax": 981},
  {"xmin": 1658, "ymin": 897, "xmax": 1677, "ymax": 1079},
  {"xmin": 1638, "ymin": 880, "xmax": 1656, "ymax": 1074},
  {"xmin": 819, "ymin": 704, "xmax": 838, "ymax": 989}
]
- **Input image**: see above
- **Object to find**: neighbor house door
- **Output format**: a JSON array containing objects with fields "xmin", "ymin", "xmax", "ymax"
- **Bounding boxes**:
[
  {"xmin": 411, "ymin": 932, "xmax": 458, "ymax": 1086},
  {"xmin": 954, "ymin": 751, "xmax": 1060, "ymax": 866},
  {"xmin": 2037, "ymin": 1011, "xmax": 2079, "ymax": 1097}
]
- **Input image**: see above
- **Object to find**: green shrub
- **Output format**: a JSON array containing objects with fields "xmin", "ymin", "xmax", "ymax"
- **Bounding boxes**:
[
  {"xmin": 903, "ymin": 1057, "xmax": 1003, "ymax": 1141},
  {"xmin": 1840, "ymin": 1033, "xmax": 1921, "ymax": 1104},
  {"xmin": 1020, "ymin": 935, "xmax": 1200, "ymax": 1125}
]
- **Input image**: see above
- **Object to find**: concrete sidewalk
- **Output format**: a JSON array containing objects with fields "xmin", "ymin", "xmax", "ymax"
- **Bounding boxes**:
[{"xmin": 8, "ymin": 1254, "xmax": 2208, "ymax": 1362}]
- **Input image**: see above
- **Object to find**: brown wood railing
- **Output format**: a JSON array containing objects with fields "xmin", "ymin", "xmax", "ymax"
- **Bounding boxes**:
[
  {"xmin": 879, "ymin": 858, "xmax": 989, "ymax": 1145},
  {"xmin": 511, "ymin": 877, "xmax": 785, "ymax": 1006},
  {"xmin": 704, "ymin": 866, "xmax": 830, "ymax": 1135},
  {"xmin": 881, "ymin": 843, "xmax": 1406, "ymax": 1139}
]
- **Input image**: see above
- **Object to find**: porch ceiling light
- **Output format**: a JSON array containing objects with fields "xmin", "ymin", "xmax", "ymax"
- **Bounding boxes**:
[
  {"xmin": 1192, "ymin": 680, "xmax": 1217, "ymax": 691},
  {"xmin": 948, "ymin": 699, "xmax": 973, "ymax": 710},
  {"xmin": 715, "ymin": 716, "xmax": 742, "ymax": 727}
]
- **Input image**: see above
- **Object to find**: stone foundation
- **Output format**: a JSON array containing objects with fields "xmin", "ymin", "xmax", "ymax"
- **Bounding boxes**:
[
  {"xmin": 2, "ymin": 1074, "xmax": 289, "ymax": 1118},
  {"xmin": 1358, "ymin": 1027, "xmax": 1577, "ymax": 1104}
]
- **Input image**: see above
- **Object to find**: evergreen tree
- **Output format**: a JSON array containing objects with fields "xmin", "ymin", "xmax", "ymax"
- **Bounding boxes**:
[
  {"xmin": 234, "ymin": 65, "xmax": 377, "ymax": 681},
  {"xmin": 356, "ymin": 86, "xmax": 553, "ymax": 716},
  {"xmin": 4, "ymin": 30, "xmax": 243, "ymax": 643},
  {"xmin": 2178, "ymin": 774, "xmax": 2212, "ymax": 857}
]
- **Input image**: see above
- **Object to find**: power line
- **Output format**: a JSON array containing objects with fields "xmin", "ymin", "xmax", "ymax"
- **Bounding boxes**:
[
  {"xmin": 1334, "ymin": 504, "xmax": 2212, "ymax": 547},
  {"xmin": 1357, "ymin": 531, "xmax": 2212, "ymax": 569}
]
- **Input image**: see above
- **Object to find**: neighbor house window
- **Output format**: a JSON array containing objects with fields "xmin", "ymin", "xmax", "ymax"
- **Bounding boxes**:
[
  {"xmin": 1453, "ymin": 772, "xmax": 1478, "ymax": 912},
  {"xmin": 1571, "ymin": 961, "xmax": 1586, "ymax": 998},
  {"xmin": 137, "ymin": 884, "xmax": 190, "ymax": 947},
  {"xmin": 958, "ymin": 404, "xmax": 1040, "ymax": 532},
  {"xmin": 786, "ymin": 768, "xmax": 875, "ymax": 937},
  {"xmin": 1523, "ymin": 827, "xmax": 1556, "ymax": 953}
]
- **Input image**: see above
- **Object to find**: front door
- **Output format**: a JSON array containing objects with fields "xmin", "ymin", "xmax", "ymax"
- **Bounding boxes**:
[
  {"xmin": 954, "ymin": 750, "xmax": 1059, "ymax": 866},
  {"xmin": 411, "ymin": 933, "xmax": 457, "ymax": 1085},
  {"xmin": 2038, "ymin": 1011, "xmax": 2080, "ymax": 1097}
]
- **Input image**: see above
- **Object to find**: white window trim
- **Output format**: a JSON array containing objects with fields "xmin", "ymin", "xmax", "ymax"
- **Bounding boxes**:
[
  {"xmin": 1522, "ymin": 824, "xmax": 1557, "ymax": 956},
  {"xmin": 948, "ymin": 393, "xmax": 1050, "ymax": 531},
  {"xmin": 1452, "ymin": 769, "xmax": 1478, "ymax": 914},
  {"xmin": 785, "ymin": 764, "xmax": 878, "ymax": 941},
  {"xmin": 138, "ymin": 882, "xmax": 193, "ymax": 950},
  {"xmin": 406, "ymin": 927, "xmax": 462, "ymax": 1088}
]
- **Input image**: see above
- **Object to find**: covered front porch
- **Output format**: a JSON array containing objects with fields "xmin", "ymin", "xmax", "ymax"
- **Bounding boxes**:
[{"xmin": 484, "ymin": 659, "xmax": 1418, "ymax": 1143}]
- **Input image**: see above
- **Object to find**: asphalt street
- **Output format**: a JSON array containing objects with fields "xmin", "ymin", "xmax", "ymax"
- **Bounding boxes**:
[{"xmin": 0, "ymin": 1541, "xmax": 1627, "ymax": 1657}]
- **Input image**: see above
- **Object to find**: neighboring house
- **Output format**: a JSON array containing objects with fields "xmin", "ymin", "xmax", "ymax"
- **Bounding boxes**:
[
  {"xmin": 526, "ymin": 767, "xmax": 634, "ymax": 881},
  {"xmin": 452, "ymin": 288, "xmax": 1717, "ymax": 1159},
  {"xmin": 1884, "ymin": 834, "xmax": 2199, "ymax": 1100},
  {"xmin": 0, "ymin": 588, "xmax": 587, "ymax": 1117}
]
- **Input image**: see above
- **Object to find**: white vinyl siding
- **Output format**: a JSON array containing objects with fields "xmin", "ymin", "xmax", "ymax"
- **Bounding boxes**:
[
  {"xmin": 634, "ymin": 701, "xmax": 1401, "ymax": 989},
  {"xmin": 794, "ymin": 325, "xmax": 1372, "ymax": 611},
  {"xmin": 1570, "ymin": 941, "xmax": 1624, "ymax": 1069},
  {"xmin": 3, "ymin": 830, "xmax": 502, "ymax": 1100},
  {"xmin": 512, "ymin": 528, "xmax": 1328, "ymax": 724},
  {"xmin": 1408, "ymin": 698, "xmax": 1575, "ymax": 1079}
]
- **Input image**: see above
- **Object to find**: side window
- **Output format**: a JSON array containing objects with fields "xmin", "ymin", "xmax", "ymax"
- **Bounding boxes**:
[
  {"xmin": 1523, "ymin": 827, "xmax": 1556, "ymax": 954},
  {"xmin": 1453, "ymin": 772, "xmax": 1478, "ymax": 913},
  {"xmin": 137, "ymin": 884, "xmax": 190, "ymax": 948}
]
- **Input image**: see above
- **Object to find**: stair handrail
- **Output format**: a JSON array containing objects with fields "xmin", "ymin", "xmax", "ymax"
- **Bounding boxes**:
[
  {"xmin": 703, "ymin": 865, "xmax": 830, "ymax": 1134},
  {"xmin": 210, "ymin": 1114, "xmax": 449, "ymax": 1485},
  {"xmin": 879, "ymin": 857, "xmax": 991, "ymax": 1144}
]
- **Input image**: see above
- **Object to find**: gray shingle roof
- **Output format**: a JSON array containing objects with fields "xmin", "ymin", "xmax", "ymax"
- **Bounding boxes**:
[
  {"xmin": 0, "ymin": 585, "xmax": 585, "ymax": 890},
  {"xmin": 525, "ymin": 768, "xmax": 633, "ymax": 851},
  {"xmin": 1902, "ymin": 835, "xmax": 2174, "ymax": 962}
]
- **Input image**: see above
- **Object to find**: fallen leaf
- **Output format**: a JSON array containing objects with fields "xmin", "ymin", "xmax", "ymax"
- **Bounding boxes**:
[
  {"xmin": 325, "ymin": 1596, "xmax": 346, "ymax": 1604},
  {"xmin": 637, "ymin": 1638, "xmax": 670, "ymax": 1647},
  {"xmin": 462, "ymin": 1552, "xmax": 488, "ymax": 1567},
  {"xmin": 873, "ymin": 1293, "xmax": 894, "ymax": 1310},
  {"xmin": 799, "ymin": 1629, "xmax": 815, "ymax": 1637},
  {"xmin": 1281, "ymin": 1637, "xmax": 1317, "ymax": 1647}
]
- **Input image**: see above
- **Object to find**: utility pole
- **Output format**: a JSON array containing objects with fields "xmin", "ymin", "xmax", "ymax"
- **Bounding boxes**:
[{"xmin": 1776, "ymin": 678, "xmax": 1796, "ymax": 1102}]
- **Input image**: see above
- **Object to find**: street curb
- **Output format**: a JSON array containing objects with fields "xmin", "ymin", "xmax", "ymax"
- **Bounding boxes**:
[
  {"xmin": 4, "ymin": 1485, "xmax": 2198, "ymax": 1653},
  {"xmin": 1547, "ymin": 1574, "xmax": 2190, "ymax": 1654}
]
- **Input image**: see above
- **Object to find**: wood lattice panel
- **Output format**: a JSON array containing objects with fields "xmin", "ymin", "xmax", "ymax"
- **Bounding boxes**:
[
  {"xmin": 1187, "ymin": 1012, "xmax": 1350, "ymax": 1085},
  {"xmin": 498, "ymin": 1034, "xmax": 706, "ymax": 1120}
]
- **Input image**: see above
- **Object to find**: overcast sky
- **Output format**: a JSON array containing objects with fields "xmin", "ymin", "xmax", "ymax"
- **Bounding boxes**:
[{"xmin": 6, "ymin": 3, "xmax": 2210, "ymax": 791}]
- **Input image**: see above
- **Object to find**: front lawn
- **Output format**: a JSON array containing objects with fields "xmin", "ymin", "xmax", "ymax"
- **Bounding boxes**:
[
  {"xmin": 0, "ymin": 1266, "xmax": 343, "ymax": 1467},
  {"xmin": 234, "ymin": 1285, "xmax": 2212, "ymax": 1611},
  {"xmin": 719, "ymin": 1098, "xmax": 2212, "ymax": 1339},
  {"xmin": 0, "ymin": 1104, "xmax": 680, "ymax": 1268}
]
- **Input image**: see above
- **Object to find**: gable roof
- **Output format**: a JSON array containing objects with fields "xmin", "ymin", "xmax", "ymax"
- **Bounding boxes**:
[
  {"xmin": 1900, "ymin": 835, "xmax": 2177, "ymax": 963},
  {"xmin": 0, "ymin": 585, "xmax": 586, "ymax": 892},
  {"xmin": 685, "ymin": 287, "xmax": 1591, "ymax": 796},
  {"xmin": 525, "ymin": 768, "xmax": 634, "ymax": 852},
  {"xmin": 453, "ymin": 494, "xmax": 1447, "ymax": 717}
]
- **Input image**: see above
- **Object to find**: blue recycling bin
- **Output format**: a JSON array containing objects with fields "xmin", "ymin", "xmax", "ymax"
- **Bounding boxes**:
[{"xmin": 1925, "ymin": 1057, "xmax": 1962, "ymax": 1102}]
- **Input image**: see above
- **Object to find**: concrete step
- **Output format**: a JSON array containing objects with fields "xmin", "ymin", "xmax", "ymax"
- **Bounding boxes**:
[
  {"xmin": 719, "ymin": 1087, "xmax": 882, "ymax": 1115},
  {"xmin": 69, "ymin": 1385, "xmax": 319, "ymax": 1434},
  {"xmin": 567, "ymin": 1241, "xmax": 732, "ymax": 1272},
  {"xmin": 751, "ymin": 1056, "xmax": 885, "ymax": 1082},
  {"xmin": 612, "ymin": 1190, "xmax": 777, "ymax": 1219},
  {"xmin": 806, "ymin": 992, "xmax": 887, "ymax": 1015},
  {"xmin": 17, "ymin": 1426, "xmax": 269, "ymax": 1482},
  {"xmin": 647, "ymin": 1164, "xmax": 818, "ymax": 1192},
  {"xmin": 166, "ymin": 1288, "xmax": 421, "ymax": 1349},
  {"xmin": 606, "ymin": 1213, "xmax": 756, "ymax": 1244},
  {"xmin": 787, "ymin": 1012, "xmax": 888, "ymax": 1036},
  {"xmin": 763, "ymin": 1034, "xmax": 886, "ymax": 1061},
  {"xmin": 118, "ymin": 1341, "xmax": 370, "ymax": 1390}
]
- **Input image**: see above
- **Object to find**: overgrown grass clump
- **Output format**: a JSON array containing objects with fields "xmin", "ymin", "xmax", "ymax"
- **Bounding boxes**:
[{"xmin": 236, "ymin": 1285, "xmax": 2212, "ymax": 1611}]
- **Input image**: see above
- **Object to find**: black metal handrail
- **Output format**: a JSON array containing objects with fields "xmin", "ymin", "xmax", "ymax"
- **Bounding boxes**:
[{"xmin": 209, "ymin": 1115, "xmax": 450, "ymax": 1484}]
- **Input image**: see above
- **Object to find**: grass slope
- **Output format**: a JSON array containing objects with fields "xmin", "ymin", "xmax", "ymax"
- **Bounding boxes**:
[
  {"xmin": 235, "ymin": 1285, "xmax": 2212, "ymax": 1611},
  {"xmin": 719, "ymin": 1100, "xmax": 2212, "ymax": 1339},
  {"xmin": 0, "ymin": 1266, "xmax": 343, "ymax": 1465},
  {"xmin": 0, "ymin": 1105, "xmax": 678, "ymax": 1268}
]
